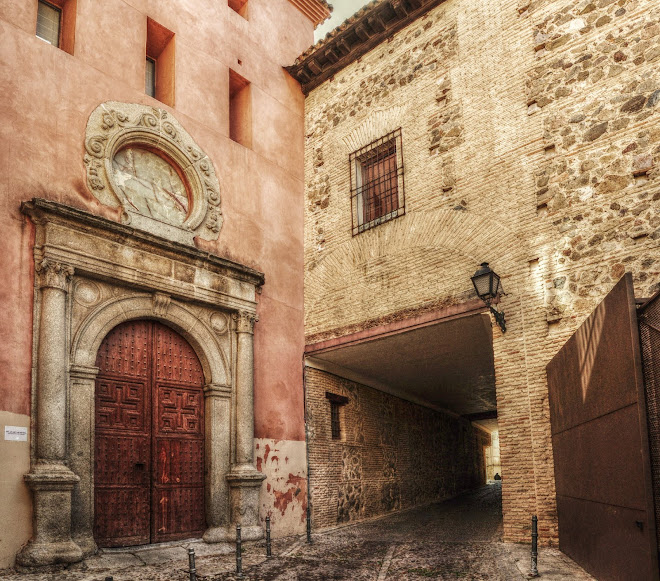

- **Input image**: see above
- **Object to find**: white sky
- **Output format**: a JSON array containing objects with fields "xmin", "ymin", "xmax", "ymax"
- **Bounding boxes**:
[{"xmin": 314, "ymin": 0, "xmax": 374, "ymax": 42}]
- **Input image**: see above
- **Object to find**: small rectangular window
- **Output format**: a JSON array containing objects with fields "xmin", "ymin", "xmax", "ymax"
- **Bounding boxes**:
[
  {"xmin": 36, "ymin": 1, "xmax": 61, "ymax": 47},
  {"xmin": 325, "ymin": 392, "xmax": 349, "ymax": 441},
  {"xmin": 146, "ymin": 18, "xmax": 175, "ymax": 106},
  {"xmin": 229, "ymin": 69, "xmax": 252, "ymax": 149},
  {"xmin": 350, "ymin": 128, "xmax": 405, "ymax": 235},
  {"xmin": 145, "ymin": 57, "xmax": 156, "ymax": 98},
  {"xmin": 229, "ymin": 0, "xmax": 248, "ymax": 19},
  {"xmin": 35, "ymin": 0, "xmax": 75, "ymax": 54},
  {"xmin": 330, "ymin": 402, "xmax": 341, "ymax": 440}
]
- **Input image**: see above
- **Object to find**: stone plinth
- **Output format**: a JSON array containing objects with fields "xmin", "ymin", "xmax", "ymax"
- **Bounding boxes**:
[{"xmin": 17, "ymin": 463, "xmax": 82, "ymax": 566}]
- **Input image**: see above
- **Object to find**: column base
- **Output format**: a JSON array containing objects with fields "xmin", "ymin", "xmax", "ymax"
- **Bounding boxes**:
[
  {"xmin": 17, "ymin": 463, "xmax": 83, "ymax": 567},
  {"xmin": 225, "ymin": 467, "xmax": 266, "ymax": 540},
  {"xmin": 16, "ymin": 540, "xmax": 83, "ymax": 567},
  {"xmin": 73, "ymin": 534, "xmax": 97, "ymax": 559}
]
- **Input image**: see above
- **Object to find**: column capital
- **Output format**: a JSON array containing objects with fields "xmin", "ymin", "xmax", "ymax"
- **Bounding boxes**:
[
  {"xmin": 232, "ymin": 310, "xmax": 258, "ymax": 334},
  {"xmin": 37, "ymin": 259, "xmax": 74, "ymax": 291}
]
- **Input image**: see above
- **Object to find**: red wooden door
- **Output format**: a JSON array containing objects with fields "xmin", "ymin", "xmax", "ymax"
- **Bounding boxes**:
[{"xmin": 94, "ymin": 321, "xmax": 205, "ymax": 547}]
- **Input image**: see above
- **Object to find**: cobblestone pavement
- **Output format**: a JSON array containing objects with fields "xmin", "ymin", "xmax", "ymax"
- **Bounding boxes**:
[{"xmin": 0, "ymin": 484, "xmax": 594, "ymax": 580}]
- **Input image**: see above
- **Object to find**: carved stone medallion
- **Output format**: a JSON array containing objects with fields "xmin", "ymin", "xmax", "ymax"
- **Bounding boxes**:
[{"xmin": 84, "ymin": 102, "xmax": 223, "ymax": 245}]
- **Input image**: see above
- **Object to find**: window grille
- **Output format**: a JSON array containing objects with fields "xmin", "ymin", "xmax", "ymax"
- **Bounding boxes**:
[
  {"xmin": 350, "ymin": 128, "xmax": 405, "ymax": 236},
  {"xmin": 36, "ymin": 1, "xmax": 61, "ymax": 47}
]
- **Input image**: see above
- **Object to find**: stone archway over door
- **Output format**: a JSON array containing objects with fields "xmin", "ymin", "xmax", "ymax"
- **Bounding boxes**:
[
  {"xmin": 94, "ymin": 321, "xmax": 205, "ymax": 547},
  {"xmin": 18, "ymin": 199, "xmax": 265, "ymax": 567}
]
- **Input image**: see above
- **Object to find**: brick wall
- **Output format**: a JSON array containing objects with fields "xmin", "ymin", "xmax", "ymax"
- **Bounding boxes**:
[
  {"xmin": 305, "ymin": 368, "xmax": 489, "ymax": 529},
  {"xmin": 303, "ymin": 0, "xmax": 660, "ymax": 544}
]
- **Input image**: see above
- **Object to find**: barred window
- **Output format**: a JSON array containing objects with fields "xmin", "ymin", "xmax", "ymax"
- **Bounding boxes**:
[{"xmin": 350, "ymin": 128, "xmax": 405, "ymax": 236}]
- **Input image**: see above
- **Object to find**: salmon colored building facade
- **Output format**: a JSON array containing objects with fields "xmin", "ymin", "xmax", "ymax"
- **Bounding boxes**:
[{"xmin": 0, "ymin": 0, "xmax": 329, "ymax": 568}]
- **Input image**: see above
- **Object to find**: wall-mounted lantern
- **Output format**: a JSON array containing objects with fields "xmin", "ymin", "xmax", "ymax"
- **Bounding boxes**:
[{"xmin": 471, "ymin": 262, "xmax": 506, "ymax": 333}]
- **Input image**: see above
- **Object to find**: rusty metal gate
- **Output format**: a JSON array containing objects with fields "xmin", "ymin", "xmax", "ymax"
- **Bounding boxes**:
[
  {"xmin": 94, "ymin": 320, "xmax": 206, "ymax": 547},
  {"xmin": 547, "ymin": 274, "xmax": 658, "ymax": 581},
  {"xmin": 640, "ymin": 288, "xmax": 660, "ymax": 558}
]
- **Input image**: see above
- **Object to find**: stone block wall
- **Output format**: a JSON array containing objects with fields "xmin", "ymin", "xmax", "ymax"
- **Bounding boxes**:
[
  {"xmin": 305, "ymin": 368, "xmax": 488, "ymax": 529},
  {"xmin": 303, "ymin": 0, "xmax": 660, "ymax": 544}
]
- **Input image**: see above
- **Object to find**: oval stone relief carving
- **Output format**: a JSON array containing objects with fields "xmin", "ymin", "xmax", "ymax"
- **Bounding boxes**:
[
  {"xmin": 112, "ymin": 147, "xmax": 189, "ymax": 226},
  {"xmin": 83, "ymin": 102, "xmax": 223, "ymax": 245},
  {"xmin": 74, "ymin": 280, "xmax": 101, "ymax": 307}
]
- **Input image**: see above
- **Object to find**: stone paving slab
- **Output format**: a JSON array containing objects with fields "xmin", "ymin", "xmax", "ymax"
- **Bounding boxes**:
[{"xmin": 0, "ymin": 486, "xmax": 595, "ymax": 580}]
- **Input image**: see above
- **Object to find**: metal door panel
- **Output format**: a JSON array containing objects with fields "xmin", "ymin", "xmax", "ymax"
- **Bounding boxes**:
[
  {"xmin": 557, "ymin": 496, "xmax": 651, "ymax": 579},
  {"xmin": 547, "ymin": 274, "xmax": 658, "ymax": 581},
  {"xmin": 552, "ymin": 404, "xmax": 647, "ymax": 509}
]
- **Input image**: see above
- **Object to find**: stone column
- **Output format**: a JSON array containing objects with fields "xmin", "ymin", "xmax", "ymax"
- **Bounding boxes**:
[
  {"xmin": 225, "ymin": 311, "xmax": 265, "ymax": 541},
  {"xmin": 18, "ymin": 259, "xmax": 83, "ymax": 566},
  {"xmin": 202, "ymin": 383, "xmax": 233, "ymax": 543}
]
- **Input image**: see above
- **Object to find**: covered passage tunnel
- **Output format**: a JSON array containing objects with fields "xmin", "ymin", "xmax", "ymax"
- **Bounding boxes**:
[{"xmin": 303, "ymin": 308, "xmax": 502, "ymax": 528}]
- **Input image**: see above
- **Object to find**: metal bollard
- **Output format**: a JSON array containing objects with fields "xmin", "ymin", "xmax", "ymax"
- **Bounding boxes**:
[
  {"xmin": 187, "ymin": 547, "xmax": 197, "ymax": 581},
  {"xmin": 530, "ymin": 515, "xmax": 539, "ymax": 577},
  {"xmin": 266, "ymin": 516, "xmax": 272, "ymax": 558},
  {"xmin": 306, "ymin": 506, "xmax": 312, "ymax": 544},
  {"xmin": 236, "ymin": 523, "xmax": 244, "ymax": 578}
]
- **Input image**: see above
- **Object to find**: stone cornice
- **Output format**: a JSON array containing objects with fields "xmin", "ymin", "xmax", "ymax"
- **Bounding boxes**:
[
  {"xmin": 22, "ymin": 198, "xmax": 265, "ymax": 289},
  {"xmin": 288, "ymin": 0, "xmax": 332, "ymax": 27},
  {"xmin": 286, "ymin": 0, "xmax": 446, "ymax": 95}
]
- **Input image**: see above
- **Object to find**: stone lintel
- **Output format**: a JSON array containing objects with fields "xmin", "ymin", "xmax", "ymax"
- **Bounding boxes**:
[{"xmin": 22, "ymin": 198, "xmax": 265, "ymax": 289}]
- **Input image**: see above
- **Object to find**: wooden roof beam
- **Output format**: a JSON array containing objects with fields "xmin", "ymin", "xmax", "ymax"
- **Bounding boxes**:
[
  {"xmin": 390, "ymin": 0, "xmax": 409, "ymax": 18},
  {"xmin": 308, "ymin": 58, "xmax": 322, "ymax": 75},
  {"xmin": 324, "ymin": 48, "xmax": 339, "ymax": 64},
  {"xmin": 354, "ymin": 23, "xmax": 371, "ymax": 41},
  {"xmin": 367, "ymin": 15, "xmax": 387, "ymax": 33}
]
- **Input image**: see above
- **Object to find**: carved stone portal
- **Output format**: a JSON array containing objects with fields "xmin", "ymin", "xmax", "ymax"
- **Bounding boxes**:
[
  {"xmin": 83, "ymin": 102, "xmax": 223, "ymax": 245},
  {"xmin": 19, "ymin": 199, "xmax": 265, "ymax": 566}
]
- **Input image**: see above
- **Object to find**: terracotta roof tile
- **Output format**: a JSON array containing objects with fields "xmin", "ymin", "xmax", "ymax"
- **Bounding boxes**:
[{"xmin": 294, "ymin": 0, "xmax": 384, "ymax": 66}]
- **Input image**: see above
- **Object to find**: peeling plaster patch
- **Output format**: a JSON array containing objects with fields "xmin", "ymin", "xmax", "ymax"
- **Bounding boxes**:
[{"xmin": 255, "ymin": 439, "xmax": 307, "ymax": 536}]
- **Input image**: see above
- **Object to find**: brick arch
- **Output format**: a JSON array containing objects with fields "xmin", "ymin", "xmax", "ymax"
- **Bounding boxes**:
[{"xmin": 305, "ymin": 208, "xmax": 530, "ymax": 322}]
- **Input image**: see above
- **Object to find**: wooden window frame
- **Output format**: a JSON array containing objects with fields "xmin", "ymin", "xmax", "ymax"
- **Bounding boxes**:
[
  {"xmin": 36, "ymin": 0, "xmax": 76, "ymax": 54},
  {"xmin": 146, "ymin": 17, "xmax": 175, "ymax": 106},
  {"xmin": 326, "ymin": 392, "xmax": 348, "ymax": 441}
]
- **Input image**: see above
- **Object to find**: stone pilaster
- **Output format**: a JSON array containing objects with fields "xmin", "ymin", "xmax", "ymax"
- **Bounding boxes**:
[
  {"xmin": 202, "ymin": 383, "xmax": 233, "ymax": 543},
  {"xmin": 18, "ymin": 259, "xmax": 82, "ymax": 566},
  {"xmin": 68, "ymin": 364, "xmax": 99, "ymax": 558},
  {"xmin": 225, "ymin": 310, "xmax": 265, "ymax": 541}
]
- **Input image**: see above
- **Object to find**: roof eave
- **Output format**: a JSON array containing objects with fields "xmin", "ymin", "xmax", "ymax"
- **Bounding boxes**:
[{"xmin": 287, "ymin": 0, "xmax": 446, "ymax": 95}]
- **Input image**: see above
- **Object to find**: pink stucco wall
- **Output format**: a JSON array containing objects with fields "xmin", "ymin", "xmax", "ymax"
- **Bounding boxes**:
[{"xmin": 0, "ymin": 0, "xmax": 312, "ymax": 440}]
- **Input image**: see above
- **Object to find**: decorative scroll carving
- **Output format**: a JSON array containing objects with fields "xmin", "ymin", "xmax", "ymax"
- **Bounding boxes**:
[
  {"xmin": 232, "ymin": 311, "xmax": 258, "ymax": 334},
  {"xmin": 37, "ymin": 259, "xmax": 74, "ymax": 291},
  {"xmin": 83, "ymin": 102, "xmax": 224, "ymax": 245}
]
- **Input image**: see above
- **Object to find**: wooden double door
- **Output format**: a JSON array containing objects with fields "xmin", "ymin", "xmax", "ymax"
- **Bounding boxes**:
[{"xmin": 94, "ymin": 320, "xmax": 206, "ymax": 547}]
